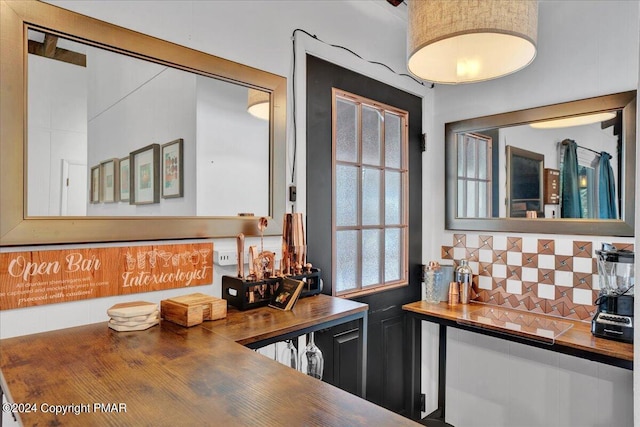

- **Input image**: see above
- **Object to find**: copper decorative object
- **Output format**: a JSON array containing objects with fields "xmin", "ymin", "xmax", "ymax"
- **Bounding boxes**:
[
  {"xmin": 282, "ymin": 213, "xmax": 306, "ymax": 275},
  {"xmin": 236, "ymin": 233, "xmax": 245, "ymax": 279}
]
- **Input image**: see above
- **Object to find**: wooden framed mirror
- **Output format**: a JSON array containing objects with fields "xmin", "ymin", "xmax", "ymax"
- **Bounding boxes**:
[
  {"xmin": 0, "ymin": 0, "xmax": 287, "ymax": 245},
  {"xmin": 445, "ymin": 91, "xmax": 636, "ymax": 236}
]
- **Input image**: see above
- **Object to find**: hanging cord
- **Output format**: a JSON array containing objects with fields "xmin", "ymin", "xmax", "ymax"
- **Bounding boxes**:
[{"xmin": 289, "ymin": 28, "xmax": 432, "ymax": 195}]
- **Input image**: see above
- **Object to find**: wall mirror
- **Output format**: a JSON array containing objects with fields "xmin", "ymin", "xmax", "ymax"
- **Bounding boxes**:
[
  {"xmin": 1, "ymin": 0, "xmax": 287, "ymax": 245},
  {"xmin": 445, "ymin": 91, "xmax": 636, "ymax": 236}
]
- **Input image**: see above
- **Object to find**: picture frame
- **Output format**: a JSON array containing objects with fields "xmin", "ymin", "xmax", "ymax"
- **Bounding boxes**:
[
  {"xmin": 90, "ymin": 165, "xmax": 101, "ymax": 203},
  {"xmin": 119, "ymin": 156, "xmax": 130, "ymax": 202},
  {"xmin": 100, "ymin": 158, "xmax": 120, "ymax": 203},
  {"xmin": 130, "ymin": 144, "xmax": 160, "ymax": 205},
  {"xmin": 161, "ymin": 138, "xmax": 184, "ymax": 198}
]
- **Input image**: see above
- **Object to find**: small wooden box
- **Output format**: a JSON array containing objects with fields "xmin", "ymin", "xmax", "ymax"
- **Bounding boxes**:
[{"xmin": 161, "ymin": 293, "xmax": 227, "ymax": 327}]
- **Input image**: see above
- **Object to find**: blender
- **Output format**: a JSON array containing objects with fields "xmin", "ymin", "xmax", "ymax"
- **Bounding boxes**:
[{"xmin": 591, "ymin": 243, "xmax": 634, "ymax": 343}]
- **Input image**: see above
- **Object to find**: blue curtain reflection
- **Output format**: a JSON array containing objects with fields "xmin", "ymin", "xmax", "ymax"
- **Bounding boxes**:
[
  {"xmin": 561, "ymin": 139, "xmax": 582, "ymax": 218},
  {"xmin": 598, "ymin": 151, "xmax": 617, "ymax": 219}
]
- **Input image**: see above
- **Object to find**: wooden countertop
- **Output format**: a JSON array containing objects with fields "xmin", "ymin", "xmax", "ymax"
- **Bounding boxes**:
[
  {"xmin": 1, "ymin": 295, "xmax": 418, "ymax": 426},
  {"xmin": 203, "ymin": 294, "xmax": 367, "ymax": 346},
  {"xmin": 403, "ymin": 301, "xmax": 633, "ymax": 364}
]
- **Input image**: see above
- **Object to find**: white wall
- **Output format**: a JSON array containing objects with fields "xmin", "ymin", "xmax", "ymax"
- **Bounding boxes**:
[
  {"xmin": 87, "ymin": 52, "xmax": 198, "ymax": 216},
  {"xmin": 429, "ymin": 1, "xmax": 638, "ymax": 426},
  {"xmin": 195, "ymin": 77, "xmax": 269, "ymax": 216},
  {"xmin": 27, "ymin": 54, "xmax": 88, "ymax": 216}
]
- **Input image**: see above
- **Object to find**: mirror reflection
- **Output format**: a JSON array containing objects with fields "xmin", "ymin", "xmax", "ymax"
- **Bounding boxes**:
[
  {"xmin": 27, "ymin": 29, "xmax": 270, "ymax": 218},
  {"xmin": 455, "ymin": 111, "xmax": 622, "ymax": 220},
  {"xmin": 445, "ymin": 91, "xmax": 636, "ymax": 237}
]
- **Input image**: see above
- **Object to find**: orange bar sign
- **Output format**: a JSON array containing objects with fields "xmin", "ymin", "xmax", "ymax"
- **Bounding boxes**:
[{"xmin": 0, "ymin": 243, "xmax": 213, "ymax": 310}]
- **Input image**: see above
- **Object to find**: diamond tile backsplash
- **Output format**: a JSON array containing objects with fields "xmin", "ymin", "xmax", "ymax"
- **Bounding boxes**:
[{"xmin": 441, "ymin": 234, "xmax": 634, "ymax": 322}]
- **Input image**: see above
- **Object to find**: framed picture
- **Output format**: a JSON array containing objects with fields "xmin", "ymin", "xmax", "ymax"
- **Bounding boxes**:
[
  {"xmin": 90, "ymin": 165, "xmax": 101, "ymax": 203},
  {"xmin": 119, "ymin": 156, "xmax": 130, "ymax": 202},
  {"xmin": 130, "ymin": 144, "xmax": 160, "ymax": 205},
  {"xmin": 161, "ymin": 138, "xmax": 184, "ymax": 198},
  {"xmin": 100, "ymin": 158, "xmax": 120, "ymax": 203}
]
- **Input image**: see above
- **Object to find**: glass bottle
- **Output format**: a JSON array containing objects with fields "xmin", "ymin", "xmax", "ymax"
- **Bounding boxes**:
[
  {"xmin": 423, "ymin": 261, "xmax": 443, "ymax": 303},
  {"xmin": 299, "ymin": 332, "xmax": 324, "ymax": 380},
  {"xmin": 455, "ymin": 258, "xmax": 473, "ymax": 304}
]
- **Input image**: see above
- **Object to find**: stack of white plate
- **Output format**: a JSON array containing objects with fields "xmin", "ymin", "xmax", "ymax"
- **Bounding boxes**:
[{"xmin": 107, "ymin": 301, "xmax": 159, "ymax": 331}]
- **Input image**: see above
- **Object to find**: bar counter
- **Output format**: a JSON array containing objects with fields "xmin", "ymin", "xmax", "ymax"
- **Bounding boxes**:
[
  {"xmin": 403, "ymin": 301, "xmax": 633, "ymax": 365},
  {"xmin": 0, "ymin": 295, "xmax": 419, "ymax": 426},
  {"xmin": 403, "ymin": 300, "xmax": 633, "ymax": 422}
]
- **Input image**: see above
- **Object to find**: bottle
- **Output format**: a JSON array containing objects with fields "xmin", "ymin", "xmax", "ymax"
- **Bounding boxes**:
[
  {"xmin": 455, "ymin": 259, "xmax": 473, "ymax": 304},
  {"xmin": 422, "ymin": 261, "xmax": 443, "ymax": 303}
]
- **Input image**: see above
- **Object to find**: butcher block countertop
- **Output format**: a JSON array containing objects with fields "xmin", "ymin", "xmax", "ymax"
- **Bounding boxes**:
[
  {"xmin": 0, "ymin": 295, "xmax": 418, "ymax": 427},
  {"xmin": 403, "ymin": 301, "xmax": 633, "ymax": 365}
]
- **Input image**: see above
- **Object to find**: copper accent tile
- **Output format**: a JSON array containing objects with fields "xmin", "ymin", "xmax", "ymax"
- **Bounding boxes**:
[
  {"xmin": 522, "ymin": 282, "xmax": 538, "ymax": 295},
  {"xmin": 592, "ymin": 258, "xmax": 597, "ymax": 274},
  {"xmin": 453, "ymin": 234, "xmax": 466, "ymax": 248},
  {"xmin": 573, "ymin": 273, "xmax": 592, "ymax": 289},
  {"xmin": 492, "ymin": 292, "xmax": 505, "ymax": 305},
  {"xmin": 592, "ymin": 290, "xmax": 599, "ymax": 305},
  {"xmin": 612, "ymin": 242, "xmax": 634, "ymax": 252},
  {"xmin": 507, "ymin": 266, "xmax": 522, "ymax": 280},
  {"xmin": 478, "ymin": 235, "xmax": 493, "ymax": 249},
  {"xmin": 507, "ymin": 237, "xmax": 523, "ymax": 251},
  {"xmin": 507, "ymin": 294, "xmax": 520, "ymax": 308},
  {"xmin": 573, "ymin": 305, "xmax": 591, "ymax": 320},
  {"xmin": 466, "ymin": 248, "xmax": 479, "ymax": 262},
  {"xmin": 479, "ymin": 262, "xmax": 493, "ymax": 277},
  {"xmin": 555, "ymin": 256, "xmax": 573, "ymax": 271},
  {"xmin": 441, "ymin": 246, "xmax": 453, "ymax": 260},
  {"xmin": 537, "ymin": 239, "xmax": 555, "ymax": 255},
  {"xmin": 552, "ymin": 301, "xmax": 572, "ymax": 317},
  {"xmin": 522, "ymin": 296, "xmax": 535, "ymax": 310},
  {"xmin": 538, "ymin": 269, "xmax": 554, "ymax": 284},
  {"xmin": 475, "ymin": 290, "xmax": 490, "ymax": 303},
  {"xmin": 492, "ymin": 278, "xmax": 506, "ymax": 290},
  {"xmin": 492, "ymin": 250, "xmax": 507, "ymax": 264},
  {"xmin": 522, "ymin": 253, "xmax": 538, "ymax": 267},
  {"xmin": 540, "ymin": 300, "xmax": 553, "ymax": 314},
  {"xmin": 555, "ymin": 287, "xmax": 573, "ymax": 301},
  {"xmin": 573, "ymin": 241, "xmax": 593, "ymax": 258}
]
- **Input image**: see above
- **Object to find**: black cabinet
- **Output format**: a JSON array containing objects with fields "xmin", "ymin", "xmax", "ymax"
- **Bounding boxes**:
[{"xmin": 315, "ymin": 303, "xmax": 410, "ymax": 415}]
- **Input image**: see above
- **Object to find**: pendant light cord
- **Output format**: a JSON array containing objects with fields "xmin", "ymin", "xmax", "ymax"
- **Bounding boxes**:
[{"xmin": 289, "ymin": 28, "xmax": 431, "ymax": 199}]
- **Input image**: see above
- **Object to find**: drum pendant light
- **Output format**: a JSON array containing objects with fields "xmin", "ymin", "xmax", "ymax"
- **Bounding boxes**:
[
  {"xmin": 247, "ymin": 88, "xmax": 270, "ymax": 120},
  {"xmin": 408, "ymin": 0, "xmax": 538, "ymax": 84}
]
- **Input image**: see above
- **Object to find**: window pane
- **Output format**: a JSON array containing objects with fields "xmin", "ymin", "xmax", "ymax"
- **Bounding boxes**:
[
  {"xmin": 362, "ymin": 229, "xmax": 381, "ymax": 287},
  {"xmin": 336, "ymin": 165, "xmax": 358, "ymax": 226},
  {"xmin": 457, "ymin": 179, "xmax": 465, "ymax": 217},
  {"xmin": 466, "ymin": 181, "xmax": 477, "ymax": 217},
  {"xmin": 385, "ymin": 112, "xmax": 401, "ymax": 168},
  {"xmin": 465, "ymin": 137, "xmax": 476, "ymax": 178},
  {"xmin": 385, "ymin": 228, "xmax": 402, "ymax": 282},
  {"xmin": 362, "ymin": 167, "xmax": 381, "ymax": 226},
  {"xmin": 336, "ymin": 98, "xmax": 358, "ymax": 162},
  {"xmin": 457, "ymin": 136, "xmax": 465, "ymax": 177},
  {"xmin": 478, "ymin": 181, "xmax": 488, "ymax": 217},
  {"xmin": 385, "ymin": 171, "xmax": 401, "ymax": 225},
  {"xmin": 362, "ymin": 105, "xmax": 381, "ymax": 166},
  {"xmin": 477, "ymin": 137, "xmax": 487, "ymax": 179},
  {"xmin": 336, "ymin": 230, "xmax": 358, "ymax": 293}
]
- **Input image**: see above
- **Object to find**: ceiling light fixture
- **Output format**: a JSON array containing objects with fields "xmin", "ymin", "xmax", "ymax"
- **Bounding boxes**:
[
  {"xmin": 247, "ymin": 88, "xmax": 270, "ymax": 120},
  {"xmin": 529, "ymin": 112, "xmax": 617, "ymax": 129},
  {"xmin": 407, "ymin": 0, "xmax": 538, "ymax": 84}
]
